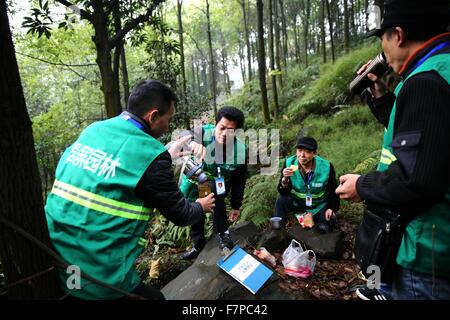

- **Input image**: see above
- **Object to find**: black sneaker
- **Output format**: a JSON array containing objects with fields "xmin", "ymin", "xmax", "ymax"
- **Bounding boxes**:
[
  {"xmin": 218, "ymin": 232, "xmax": 234, "ymax": 250},
  {"xmin": 182, "ymin": 247, "xmax": 201, "ymax": 260},
  {"xmin": 182, "ymin": 240, "xmax": 205, "ymax": 260},
  {"xmin": 356, "ymin": 288, "xmax": 391, "ymax": 300}
]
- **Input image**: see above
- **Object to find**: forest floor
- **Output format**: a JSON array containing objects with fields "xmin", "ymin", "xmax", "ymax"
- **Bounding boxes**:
[{"xmin": 142, "ymin": 215, "xmax": 366, "ymax": 300}]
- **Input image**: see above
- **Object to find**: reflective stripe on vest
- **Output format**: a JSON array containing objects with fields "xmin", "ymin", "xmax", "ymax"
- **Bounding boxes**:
[
  {"xmin": 290, "ymin": 189, "xmax": 326, "ymax": 200},
  {"xmin": 379, "ymin": 147, "xmax": 397, "ymax": 166},
  {"xmin": 51, "ymin": 179, "xmax": 151, "ymax": 221}
]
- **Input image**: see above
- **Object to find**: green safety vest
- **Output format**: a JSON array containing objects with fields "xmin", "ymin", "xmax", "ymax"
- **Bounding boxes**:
[
  {"xmin": 286, "ymin": 155, "xmax": 330, "ymax": 215},
  {"xmin": 377, "ymin": 51, "xmax": 450, "ymax": 277},
  {"xmin": 180, "ymin": 124, "xmax": 246, "ymax": 200},
  {"xmin": 45, "ymin": 115, "xmax": 166, "ymax": 299}
]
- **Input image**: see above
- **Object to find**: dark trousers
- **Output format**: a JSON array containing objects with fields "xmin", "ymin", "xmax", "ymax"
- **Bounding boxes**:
[
  {"xmin": 61, "ymin": 281, "xmax": 165, "ymax": 300},
  {"xmin": 274, "ymin": 195, "xmax": 330, "ymax": 227},
  {"xmin": 191, "ymin": 180, "xmax": 228, "ymax": 249},
  {"xmin": 128, "ymin": 282, "xmax": 165, "ymax": 300}
]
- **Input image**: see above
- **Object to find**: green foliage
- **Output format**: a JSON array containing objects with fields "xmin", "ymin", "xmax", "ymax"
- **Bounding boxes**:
[
  {"xmin": 353, "ymin": 150, "xmax": 381, "ymax": 175},
  {"xmin": 22, "ymin": 0, "xmax": 52, "ymax": 38},
  {"xmin": 279, "ymin": 61, "xmax": 320, "ymax": 107},
  {"xmin": 339, "ymin": 201, "xmax": 365, "ymax": 225},
  {"xmin": 141, "ymin": 18, "xmax": 181, "ymax": 89},
  {"xmin": 239, "ymin": 174, "xmax": 280, "ymax": 228},
  {"xmin": 288, "ymin": 42, "xmax": 380, "ymax": 120},
  {"xmin": 149, "ymin": 212, "xmax": 213, "ymax": 250}
]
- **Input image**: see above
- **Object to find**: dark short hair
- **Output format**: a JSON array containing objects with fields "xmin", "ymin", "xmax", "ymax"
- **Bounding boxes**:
[
  {"xmin": 216, "ymin": 106, "xmax": 245, "ymax": 129},
  {"xmin": 127, "ymin": 80, "xmax": 178, "ymax": 117}
]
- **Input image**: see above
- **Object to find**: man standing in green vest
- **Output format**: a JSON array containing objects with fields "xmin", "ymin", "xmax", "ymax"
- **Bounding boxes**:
[
  {"xmin": 45, "ymin": 80, "xmax": 215, "ymax": 300},
  {"xmin": 336, "ymin": 0, "xmax": 450, "ymax": 300},
  {"xmin": 179, "ymin": 107, "xmax": 248, "ymax": 260},
  {"xmin": 274, "ymin": 137, "xmax": 340, "ymax": 233}
]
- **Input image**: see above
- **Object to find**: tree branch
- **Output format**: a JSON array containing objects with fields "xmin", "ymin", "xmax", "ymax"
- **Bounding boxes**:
[
  {"xmin": 109, "ymin": 0, "xmax": 164, "ymax": 49},
  {"xmin": 15, "ymin": 51, "xmax": 97, "ymax": 83},
  {"xmin": 54, "ymin": 0, "xmax": 94, "ymax": 24},
  {"xmin": 185, "ymin": 32, "xmax": 206, "ymax": 60},
  {"xmin": 15, "ymin": 51, "xmax": 97, "ymax": 67}
]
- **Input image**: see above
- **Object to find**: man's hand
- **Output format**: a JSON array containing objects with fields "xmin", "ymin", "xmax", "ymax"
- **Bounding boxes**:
[
  {"xmin": 282, "ymin": 167, "xmax": 294, "ymax": 178},
  {"xmin": 189, "ymin": 141, "xmax": 206, "ymax": 162},
  {"xmin": 325, "ymin": 209, "xmax": 334, "ymax": 221},
  {"xmin": 229, "ymin": 209, "xmax": 240, "ymax": 222},
  {"xmin": 357, "ymin": 61, "xmax": 388, "ymax": 98},
  {"xmin": 196, "ymin": 193, "xmax": 215, "ymax": 212},
  {"xmin": 335, "ymin": 174, "xmax": 362, "ymax": 202},
  {"xmin": 167, "ymin": 135, "xmax": 193, "ymax": 160}
]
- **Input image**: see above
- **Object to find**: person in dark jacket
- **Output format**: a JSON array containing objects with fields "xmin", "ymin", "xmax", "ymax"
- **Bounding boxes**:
[
  {"xmin": 45, "ymin": 80, "xmax": 215, "ymax": 300},
  {"xmin": 179, "ymin": 107, "xmax": 248, "ymax": 260},
  {"xmin": 274, "ymin": 137, "xmax": 339, "ymax": 233},
  {"xmin": 336, "ymin": 0, "xmax": 450, "ymax": 300}
]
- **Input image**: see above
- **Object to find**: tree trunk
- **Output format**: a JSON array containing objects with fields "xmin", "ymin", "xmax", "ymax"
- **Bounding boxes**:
[
  {"xmin": 273, "ymin": 0, "xmax": 283, "ymax": 88},
  {"xmin": 120, "ymin": 43, "xmax": 130, "ymax": 106},
  {"xmin": 177, "ymin": 0, "xmax": 187, "ymax": 96},
  {"xmin": 278, "ymin": 0, "xmax": 288, "ymax": 69},
  {"xmin": 91, "ymin": 1, "xmax": 120, "ymax": 118},
  {"xmin": 205, "ymin": 0, "xmax": 217, "ymax": 116},
  {"xmin": 364, "ymin": 0, "xmax": 369, "ymax": 32},
  {"xmin": 238, "ymin": 39, "xmax": 246, "ymax": 83},
  {"xmin": 256, "ymin": 0, "xmax": 270, "ymax": 124},
  {"xmin": 201, "ymin": 58, "xmax": 208, "ymax": 95},
  {"xmin": 190, "ymin": 56, "xmax": 197, "ymax": 94},
  {"xmin": 268, "ymin": 0, "xmax": 280, "ymax": 116},
  {"xmin": 293, "ymin": 17, "xmax": 301, "ymax": 64},
  {"xmin": 350, "ymin": 0, "xmax": 356, "ymax": 43},
  {"xmin": 240, "ymin": 0, "xmax": 252, "ymax": 82},
  {"xmin": 325, "ymin": 0, "xmax": 335, "ymax": 62},
  {"xmin": 0, "ymin": 1, "xmax": 59, "ymax": 299},
  {"xmin": 221, "ymin": 49, "xmax": 231, "ymax": 95},
  {"xmin": 303, "ymin": 0, "xmax": 311, "ymax": 67},
  {"xmin": 112, "ymin": 1, "xmax": 122, "ymax": 115},
  {"xmin": 343, "ymin": 0, "xmax": 350, "ymax": 53},
  {"xmin": 320, "ymin": 0, "xmax": 326, "ymax": 63}
]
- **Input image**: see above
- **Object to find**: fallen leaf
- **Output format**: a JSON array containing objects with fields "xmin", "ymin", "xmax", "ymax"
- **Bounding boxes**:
[
  {"xmin": 344, "ymin": 267, "xmax": 354, "ymax": 273},
  {"xmin": 149, "ymin": 257, "xmax": 161, "ymax": 279},
  {"xmin": 337, "ymin": 281, "xmax": 348, "ymax": 289},
  {"xmin": 312, "ymin": 289, "xmax": 321, "ymax": 298},
  {"xmin": 321, "ymin": 288, "xmax": 335, "ymax": 297}
]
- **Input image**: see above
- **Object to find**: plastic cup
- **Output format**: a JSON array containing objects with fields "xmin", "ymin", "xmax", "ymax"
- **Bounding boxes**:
[{"xmin": 270, "ymin": 217, "xmax": 282, "ymax": 230}]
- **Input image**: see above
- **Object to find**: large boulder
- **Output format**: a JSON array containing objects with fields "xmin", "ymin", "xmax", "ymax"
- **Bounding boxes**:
[
  {"xmin": 161, "ymin": 222, "xmax": 307, "ymax": 300},
  {"xmin": 287, "ymin": 225, "xmax": 344, "ymax": 260},
  {"xmin": 257, "ymin": 228, "xmax": 293, "ymax": 252}
]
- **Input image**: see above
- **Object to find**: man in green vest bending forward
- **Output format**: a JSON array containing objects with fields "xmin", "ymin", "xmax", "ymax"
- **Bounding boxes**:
[
  {"xmin": 274, "ymin": 137, "xmax": 340, "ymax": 233},
  {"xmin": 45, "ymin": 80, "xmax": 215, "ymax": 300},
  {"xmin": 179, "ymin": 107, "xmax": 248, "ymax": 260},
  {"xmin": 336, "ymin": 0, "xmax": 450, "ymax": 300}
]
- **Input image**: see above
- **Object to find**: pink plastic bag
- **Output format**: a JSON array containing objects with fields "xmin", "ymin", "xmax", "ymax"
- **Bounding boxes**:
[{"xmin": 282, "ymin": 239, "xmax": 316, "ymax": 279}]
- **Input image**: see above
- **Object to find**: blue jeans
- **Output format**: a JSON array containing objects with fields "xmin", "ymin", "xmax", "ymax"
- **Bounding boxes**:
[{"xmin": 392, "ymin": 268, "xmax": 450, "ymax": 300}]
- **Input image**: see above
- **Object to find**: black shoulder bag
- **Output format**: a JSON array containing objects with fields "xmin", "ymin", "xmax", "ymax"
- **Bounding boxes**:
[{"xmin": 354, "ymin": 205, "xmax": 418, "ymax": 283}]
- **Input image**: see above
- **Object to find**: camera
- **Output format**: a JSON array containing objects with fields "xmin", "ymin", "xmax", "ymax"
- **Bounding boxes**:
[{"xmin": 349, "ymin": 52, "xmax": 390, "ymax": 95}]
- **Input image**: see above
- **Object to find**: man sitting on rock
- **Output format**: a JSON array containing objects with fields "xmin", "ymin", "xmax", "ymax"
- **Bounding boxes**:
[{"xmin": 274, "ymin": 137, "xmax": 339, "ymax": 233}]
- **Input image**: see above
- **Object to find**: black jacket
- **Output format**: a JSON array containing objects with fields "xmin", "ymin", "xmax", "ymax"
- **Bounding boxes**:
[
  {"xmin": 277, "ymin": 158, "xmax": 340, "ymax": 212},
  {"xmin": 123, "ymin": 111, "xmax": 203, "ymax": 226},
  {"xmin": 356, "ymin": 35, "xmax": 450, "ymax": 215}
]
